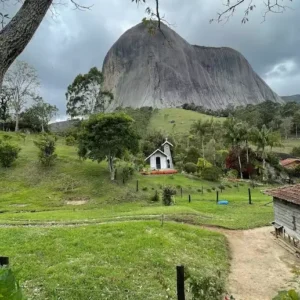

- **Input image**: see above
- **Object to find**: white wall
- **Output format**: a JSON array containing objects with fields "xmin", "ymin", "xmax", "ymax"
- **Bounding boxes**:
[{"xmin": 149, "ymin": 153, "xmax": 167, "ymax": 170}]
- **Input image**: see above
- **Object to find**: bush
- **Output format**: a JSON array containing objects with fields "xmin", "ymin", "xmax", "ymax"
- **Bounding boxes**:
[
  {"xmin": 184, "ymin": 162, "xmax": 197, "ymax": 174},
  {"xmin": 202, "ymin": 166, "xmax": 222, "ymax": 182},
  {"xmin": 2, "ymin": 134, "xmax": 12, "ymax": 141},
  {"xmin": 267, "ymin": 152, "xmax": 280, "ymax": 168},
  {"xmin": 65, "ymin": 135, "xmax": 76, "ymax": 146},
  {"xmin": 218, "ymin": 184, "xmax": 225, "ymax": 192},
  {"xmin": 142, "ymin": 187, "xmax": 148, "ymax": 191},
  {"xmin": 150, "ymin": 190, "xmax": 160, "ymax": 202},
  {"xmin": 291, "ymin": 147, "xmax": 300, "ymax": 157},
  {"xmin": 273, "ymin": 289, "xmax": 300, "ymax": 300},
  {"xmin": 34, "ymin": 134, "xmax": 57, "ymax": 167},
  {"xmin": 227, "ymin": 169, "xmax": 238, "ymax": 178},
  {"xmin": 206, "ymin": 189, "xmax": 212, "ymax": 193},
  {"xmin": 121, "ymin": 164, "xmax": 135, "ymax": 182},
  {"xmin": 211, "ymin": 187, "xmax": 216, "ymax": 191},
  {"xmin": 0, "ymin": 141, "xmax": 21, "ymax": 167},
  {"xmin": 162, "ymin": 186, "xmax": 176, "ymax": 206}
]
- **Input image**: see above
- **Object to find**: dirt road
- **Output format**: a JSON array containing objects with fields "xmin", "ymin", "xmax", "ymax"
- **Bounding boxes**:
[{"xmin": 222, "ymin": 226, "xmax": 300, "ymax": 300}]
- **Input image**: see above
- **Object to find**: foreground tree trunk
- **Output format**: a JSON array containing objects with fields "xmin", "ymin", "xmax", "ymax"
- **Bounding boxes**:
[
  {"xmin": 0, "ymin": 0, "xmax": 52, "ymax": 87},
  {"xmin": 15, "ymin": 114, "xmax": 19, "ymax": 131},
  {"xmin": 108, "ymin": 155, "xmax": 116, "ymax": 181}
]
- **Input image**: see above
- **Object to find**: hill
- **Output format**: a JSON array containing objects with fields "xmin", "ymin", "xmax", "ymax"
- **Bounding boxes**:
[
  {"xmin": 103, "ymin": 22, "xmax": 282, "ymax": 110},
  {"xmin": 148, "ymin": 108, "xmax": 224, "ymax": 136},
  {"xmin": 282, "ymin": 94, "xmax": 300, "ymax": 103}
]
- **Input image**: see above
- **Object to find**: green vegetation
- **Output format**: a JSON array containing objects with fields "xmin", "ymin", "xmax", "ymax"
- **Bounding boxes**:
[{"xmin": 0, "ymin": 222, "xmax": 229, "ymax": 299}]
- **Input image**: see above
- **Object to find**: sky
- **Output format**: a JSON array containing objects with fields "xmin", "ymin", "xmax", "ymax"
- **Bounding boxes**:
[{"xmin": 6, "ymin": 0, "xmax": 300, "ymax": 119}]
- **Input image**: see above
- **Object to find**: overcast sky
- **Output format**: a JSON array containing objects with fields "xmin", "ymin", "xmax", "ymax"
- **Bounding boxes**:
[{"xmin": 9, "ymin": 0, "xmax": 300, "ymax": 119}]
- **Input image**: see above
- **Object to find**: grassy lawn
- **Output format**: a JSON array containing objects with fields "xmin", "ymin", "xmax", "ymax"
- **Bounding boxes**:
[
  {"xmin": 0, "ymin": 221, "xmax": 229, "ymax": 299},
  {"xmin": 273, "ymin": 138, "xmax": 300, "ymax": 154},
  {"xmin": 148, "ymin": 108, "xmax": 225, "ymax": 136}
]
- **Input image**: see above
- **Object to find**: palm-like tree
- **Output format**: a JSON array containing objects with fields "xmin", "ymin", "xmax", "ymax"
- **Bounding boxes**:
[
  {"xmin": 223, "ymin": 118, "xmax": 247, "ymax": 179},
  {"xmin": 251, "ymin": 125, "xmax": 280, "ymax": 181}
]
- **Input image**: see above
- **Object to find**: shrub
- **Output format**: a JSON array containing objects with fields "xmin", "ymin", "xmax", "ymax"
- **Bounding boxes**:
[
  {"xmin": 184, "ymin": 162, "xmax": 197, "ymax": 174},
  {"xmin": 211, "ymin": 187, "xmax": 216, "ymax": 191},
  {"xmin": 65, "ymin": 135, "xmax": 76, "ymax": 146},
  {"xmin": 267, "ymin": 152, "xmax": 280, "ymax": 168},
  {"xmin": 34, "ymin": 135, "xmax": 57, "ymax": 167},
  {"xmin": 122, "ymin": 164, "xmax": 135, "ymax": 182},
  {"xmin": 227, "ymin": 169, "xmax": 239, "ymax": 179},
  {"xmin": 162, "ymin": 186, "xmax": 176, "ymax": 206},
  {"xmin": 291, "ymin": 147, "xmax": 300, "ymax": 157},
  {"xmin": 197, "ymin": 158, "xmax": 213, "ymax": 173},
  {"xmin": 142, "ymin": 187, "xmax": 148, "ymax": 191},
  {"xmin": 202, "ymin": 166, "xmax": 222, "ymax": 182},
  {"xmin": 2, "ymin": 134, "xmax": 12, "ymax": 141},
  {"xmin": 218, "ymin": 184, "xmax": 225, "ymax": 192},
  {"xmin": 273, "ymin": 289, "xmax": 300, "ymax": 300},
  {"xmin": 226, "ymin": 184, "xmax": 232, "ymax": 188},
  {"xmin": 206, "ymin": 188, "xmax": 212, "ymax": 193},
  {"xmin": 150, "ymin": 190, "xmax": 160, "ymax": 202},
  {"xmin": 0, "ymin": 268, "xmax": 25, "ymax": 300},
  {"xmin": 0, "ymin": 141, "xmax": 21, "ymax": 167}
]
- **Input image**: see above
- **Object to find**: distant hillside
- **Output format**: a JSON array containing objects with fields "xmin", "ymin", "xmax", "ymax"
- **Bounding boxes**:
[
  {"xmin": 282, "ymin": 95, "xmax": 300, "ymax": 103},
  {"xmin": 49, "ymin": 119, "xmax": 81, "ymax": 133},
  {"xmin": 148, "ymin": 108, "xmax": 225, "ymax": 136}
]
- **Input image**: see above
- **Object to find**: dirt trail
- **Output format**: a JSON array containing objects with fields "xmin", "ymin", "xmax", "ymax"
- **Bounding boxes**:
[{"xmin": 221, "ymin": 226, "xmax": 300, "ymax": 300}]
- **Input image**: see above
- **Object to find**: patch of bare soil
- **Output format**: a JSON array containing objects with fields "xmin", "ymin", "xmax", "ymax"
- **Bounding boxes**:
[
  {"xmin": 222, "ymin": 227, "xmax": 300, "ymax": 300},
  {"xmin": 65, "ymin": 197, "xmax": 89, "ymax": 206}
]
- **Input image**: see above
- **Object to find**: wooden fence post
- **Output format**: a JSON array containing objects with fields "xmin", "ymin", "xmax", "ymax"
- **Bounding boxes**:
[
  {"xmin": 216, "ymin": 191, "xmax": 219, "ymax": 204},
  {"xmin": 136, "ymin": 180, "xmax": 139, "ymax": 192},
  {"xmin": 176, "ymin": 265, "xmax": 185, "ymax": 300},
  {"xmin": 181, "ymin": 187, "xmax": 183, "ymax": 198},
  {"xmin": 0, "ymin": 257, "xmax": 9, "ymax": 266},
  {"xmin": 188, "ymin": 195, "xmax": 191, "ymax": 203},
  {"xmin": 248, "ymin": 188, "xmax": 252, "ymax": 205}
]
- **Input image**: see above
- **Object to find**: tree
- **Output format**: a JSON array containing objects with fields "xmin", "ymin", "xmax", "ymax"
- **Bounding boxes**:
[
  {"xmin": 280, "ymin": 117, "xmax": 293, "ymax": 140},
  {"xmin": 78, "ymin": 113, "xmax": 139, "ymax": 180},
  {"xmin": 190, "ymin": 120, "xmax": 210, "ymax": 161},
  {"xmin": 0, "ymin": 86, "xmax": 12, "ymax": 130},
  {"xmin": 251, "ymin": 125, "xmax": 280, "ymax": 181},
  {"xmin": 293, "ymin": 110, "xmax": 300, "ymax": 138},
  {"xmin": 223, "ymin": 118, "xmax": 247, "ymax": 179},
  {"xmin": 66, "ymin": 67, "xmax": 113, "ymax": 118},
  {"xmin": 4, "ymin": 60, "xmax": 39, "ymax": 131},
  {"xmin": 32, "ymin": 96, "xmax": 58, "ymax": 132}
]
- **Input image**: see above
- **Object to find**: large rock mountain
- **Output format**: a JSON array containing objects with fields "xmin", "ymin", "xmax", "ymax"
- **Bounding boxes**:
[{"xmin": 102, "ymin": 23, "xmax": 282, "ymax": 110}]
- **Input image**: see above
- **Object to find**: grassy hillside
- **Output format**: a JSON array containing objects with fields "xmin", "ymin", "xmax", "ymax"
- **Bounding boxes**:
[{"xmin": 148, "ymin": 108, "xmax": 225, "ymax": 136}]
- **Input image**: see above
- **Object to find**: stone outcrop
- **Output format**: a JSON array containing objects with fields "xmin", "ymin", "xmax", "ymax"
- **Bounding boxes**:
[{"xmin": 102, "ymin": 22, "xmax": 282, "ymax": 110}]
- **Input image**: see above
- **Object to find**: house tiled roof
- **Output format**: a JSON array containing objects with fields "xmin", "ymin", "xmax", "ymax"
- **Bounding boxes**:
[
  {"xmin": 265, "ymin": 184, "xmax": 300, "ymax": 205},
  {"xmin": 280, "ymin": 158, "xmax": 300, "ymax": 167}
]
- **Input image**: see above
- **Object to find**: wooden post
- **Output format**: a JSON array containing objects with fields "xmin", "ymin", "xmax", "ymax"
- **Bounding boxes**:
[
  {"xmin": 161, "ymin": 214, "xmax": 164, "ymax": 227},
  {"xmin": 216, "ymin": 191, "xmax": 219, "ymax": 204},
  {"xmin": 0, "ymin": 257, "xmax": 9, "ymax": 266},
  {"xmin": 202, "ymin": 186, "xmax": 203, "ymax": 194},
  {"xmin": 176, "ymin": 265, "xmax": 185, "ymax": 300},
  {"xmin": 136, "ymin": 180, "xmax": 139, "ymax": 192},
  {"xmin": 188, "ymin": 195, "xmax": 191, "ymax": 203},
  {"xmin": 122, "ymin": 177, "xmax": 125, "ymax": 184},
  {"xmin": 248, "ymin": 188, "xmax": 252, "ymax": 205},
  {"xmin": 181, "ymin": 187, "xmax": 183, "ymax": 198}
]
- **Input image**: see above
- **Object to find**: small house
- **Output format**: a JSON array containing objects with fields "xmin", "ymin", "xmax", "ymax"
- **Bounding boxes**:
[
  {"xmin": 145, "ymin": 138, "xmax": 174, "ymax": 170},
  {"xmin": 280, "ymin": 158, "xmax": 300, "ymax": 170},
  {"xmin": 266, "ymin": 184, "xmax": 300, "ymax": 241}
]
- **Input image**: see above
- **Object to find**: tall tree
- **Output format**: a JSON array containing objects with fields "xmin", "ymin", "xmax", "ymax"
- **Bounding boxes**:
[
  {"xmin": 78, "ymin": 113, "xmax": 139, "ymax": 180},
  {"xmin": 223, "ymin": 118, "xmax": 247, "ymax": 179},
  {"xmin": 293, "ymin": 110, "xmax": 300, "ymax": 138},
  {"xmin": 66, "ymin": 67, "xmax": 113, "ymax": 118},
  {"xmin": 280, "ymin": 117, "xmax": 293, "ymax": 140},
  {"xmin": 0, "ymin": 85, "xmax": 12, "ymax": 130},
  {"xmin": 190, "ymin": 119, "xmax": 210, "ymax": 161},
  {"xmin": 251, "ymin": 125, "xmax": 279, "ymax": 181},
  {"xmin": 32, "ymin": 96, "xmax": 58, "ymax": 132},
  {"xmin": 4, "ymin": 60, "xmax": 39, "ymax": 131}
]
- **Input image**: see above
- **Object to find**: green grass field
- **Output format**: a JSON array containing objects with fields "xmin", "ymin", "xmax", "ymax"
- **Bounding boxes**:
[{"xmin": 0, "ymin": 221, "xmax": 229, "ymax": 299}]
